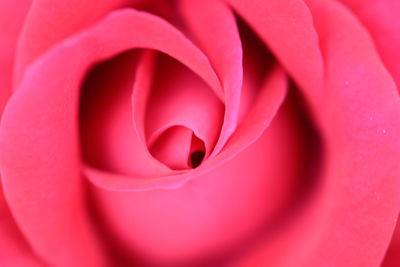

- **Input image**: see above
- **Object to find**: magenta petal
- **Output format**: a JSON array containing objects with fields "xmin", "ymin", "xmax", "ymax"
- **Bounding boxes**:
[
  {"xmin": 149, "ymin": 126, "xmax": 194, "ymax": 170},
  {"xmin": 14, "ymin": 0, "xmax": 138, "ymax": 84},
  {"xmin": 235, "ymin": 0, "xmax": 400, "ymax": 266},
  {"xmin": 180, "ymin": 0, "xmax": 243, "ymax": 155},
  {"xmin": 0, "ymin": 188, "xmax": 42, "ymax": 266},
  {"xmin": 87, "ymin": 65, "xmax": 291, "ymax": 264},
  {"xmin": 0, "ymin": 9, "xmax": 221, "ymax": 266},
  {"xmin": 86, "ymin": 64, "xmax": 288, "ymax": 191},
  {"xmin": 90, "ymin": 87, "xmax": 302, "ymax": 264},
  {"xmin": 145, "ymin": 53, "xmax": 224, "ymax": 157},
  {"xmin": 307, "ymin": 0, "xmax": 400, "ymax": 264},
  {"xmin": 226, "ymin": 0, "xmax": 324, "ymax": 106},
  {"xmin": 0, "ymin": 0, "xmax": 31, "ymax": 114},
  {"xmin": 81, "ymin": 50, "xmax": 171, "ymax": 177},
  {"xmin": 339, "ymin": 0, "xmax": 400, "ymax": 91},
  {"xmin": 128, "ymin": 51, "xmax": 176, "ymax": 175}
]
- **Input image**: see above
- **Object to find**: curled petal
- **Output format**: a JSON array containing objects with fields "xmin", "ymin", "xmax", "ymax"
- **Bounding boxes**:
[
  {"xmin": 81, "ymin": 50, "xmax": 171, "ymax": 177},
  {"xmin": 180, "ymin": 0, "xmax": 243, "ymax": 155},
  {"xmin": 90, "ymin": 75, "xmax": 302, "ymax": 263},
  {"xmin": 148, "ymin": 126, "xmax": 195, "ymax": 170},
  {"xmin": 225, "ymin": 0, "xmax": 324, "ymax": 106},
  {"xmin": 235, "ymin": 0, "xmax": 400, "ymax": 266},
  {"xmin": 144, "ymin": 53, "xmax": 224, "ymax": 159},
  {"xmin": 0, "ymin": 187, "xmax": 42, "ymax": 266},
  {"xmin": 14, "ymin": 0, "xmax": 139, "ymax": 84},
  {"xmin": 0, "ymin": 9, "xmax": 221, "ymax": 266},
  {"xmin": 339, "ymin": 0, "xmax": 400, "ymax": 91},
  {"xmin": 86, "ymin": 64, "xmax": 288, "ymax": 190},
  {"xmin": 0, "ymin": 0, "xmax": 31, "ymax": 114}
]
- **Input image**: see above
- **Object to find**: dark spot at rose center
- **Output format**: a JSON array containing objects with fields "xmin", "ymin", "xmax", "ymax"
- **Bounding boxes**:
[{"xmin": 190, "ymin": 150, "xmax": 205, "ymax": 168}]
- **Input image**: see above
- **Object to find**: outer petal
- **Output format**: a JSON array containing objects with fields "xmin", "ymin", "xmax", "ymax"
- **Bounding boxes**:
[
  {"xmin": 0, "ymin": 9, "xmax": 221, "ymax": 266},
  {"xmin": 0, "ymin": 0, "xmax": 31, "ymax": 114},
  {"xmin": 225, "ymin": 0, "xmax": 324, "ymax": 106},
  {"xmin": 14, "ymin": 0, "xmax": 139, "ymax": 85},
  {"xmin": 234, "ymin": 0, "xmax": 400, "ymax": 266},
  {"xmin": 339, "ymin": 0, "xmax": 400, "ymax": 91},
  {"xmin": 179, "ymin": 0, "xmax": 243, "ymax": 155},
  {"xmin": 0, "ymin": 188, "xmax": 42, "ymax": 266},
  {"xmin": 0, "ymin": 1, "xmax": 41, "ymax": 265}
]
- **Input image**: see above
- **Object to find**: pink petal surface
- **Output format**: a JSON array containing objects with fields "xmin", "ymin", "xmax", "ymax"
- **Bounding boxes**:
[
  {"xmin": 80, "ymin": 50, "xmax": 171, "ymax": 177},
  {"xmin": 85, "ymin": 13, "xmax": 286, "ymax": 192},
  {"xmin": 0, "ymin": 1, "xmax": 42, "ymax": 265},
  {"xmin": 179, "ymin": 0, "xmax": 243, "ymax": 155},
  {"xmin": 86, "ymin": 63, "xmax": 288, "ymax": 190},
  {"xmin": 90, "ymin": 76, "xmax": 303, "ymax": 264},
  {"xmin": 0, "ymin": 0, "xmax": 31, "ymax": 114},
  {"xmin": 14, "ymin": 0, "xmax": 139, "ymax": 85},
  {"xmin": 339, "ymin": 0, "xmax": 400, "ymax": 91},
  {"xmin": 83, "ymin": 21, "xmax": 292, "ymax": 260},
  {"xmin": 0, "ymin": 188, "xmax": 42, "ymax": 266},
  {"xmin": 145, "ymin": 53, "xmax": 224, "ymax": 158},
  {"xmin": 1, "ymin": 0, "xmax": 398, "ymax": 266},
  {"xmin": 148, "ymin": 126, "xmax": 194, "ymax": 170},
  {"xmin": 234, "ymin": 0, "xmax": 400, "ymax": 266},
  {"xmin": 225, "ymin": 0, "xmax": 324, "ymax": 106},
  {"xmin": 0, "ymin": 9, "xmax": 222, "ymax": 266}
]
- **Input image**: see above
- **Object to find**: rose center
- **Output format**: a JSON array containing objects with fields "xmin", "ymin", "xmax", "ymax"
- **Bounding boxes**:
[{"xmin": 148, "ymin": 125, "xmax": 206, "ymax": 170}]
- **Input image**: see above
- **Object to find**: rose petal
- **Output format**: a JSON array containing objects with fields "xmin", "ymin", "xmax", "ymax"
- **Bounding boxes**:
[
  {"xmin": 225, "ymin": 0, "xmax": 324, "ymax": 106},
  {"xmin": 87, "ymin": 58, "xmax": 296, "ymax": 265},
  {"xmin": 90, "ymin": 90, "xmax": 304, "ymax": 264},
  {"xmin": 234, "ymin": 0, "xmax": 400, "ymax": 266},
  {"xmin": 179, "ymin": 0, "xmax": 243, "ymax": 155},
  {"xmin": 145, "ymin": 52, "xmax": 224, "ymax": 158},
  {"xmin": 149, "ymin": 126, "xmax": 194, "ymax": 170},
  {"xmin": 86, "ymin": 11, "xmax": 288, "ymax": 192},
  {"xmin": 14, "ymin": 0, "xmax": 139, "ymax": 85},
  {"xmin": 0, "ymin": 9, "xmax": 222, "ymax": 266},
  {"xmin": 80, "ymin": 50, "xmax": 171, "ymax": 177},
  {"xmin": 0, "ymin": 0, "xmax": 31, "ymax": 114},
  {"xmin": 0, "ymin": 186, "xmax": 42, "ymax": 266},
  {"xmin": 86, "ymin": 63, "xmax": 288, "ymax": 190},
  {"xmin": 338, "ymin": 0, "xmax": 400, "ymax": 92}
]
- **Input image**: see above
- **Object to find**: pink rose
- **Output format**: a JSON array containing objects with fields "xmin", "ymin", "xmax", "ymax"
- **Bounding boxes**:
[{"xmin": 0, "ymin": 0, "xmax": 399, "ymax": 266}]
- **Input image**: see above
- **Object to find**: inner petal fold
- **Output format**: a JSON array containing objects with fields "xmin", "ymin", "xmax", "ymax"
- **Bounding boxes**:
[
  {"xmin": 180, "ymin": 0, "xmax": 243, "ymax": 156},
  {"xmin": 144, "ymin": 53, "xmax": 224, "ymax": 159},
  {"xmin": 149, "ymin": 126, "xmax": 206, "ymax": 170},
  {"xmin": 80, "ymin": 50, "xmax": 170, "ymax": 176},
  {"xmin": 0, "ymin": 8, "xmax": 227, "ymax": 267}
]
